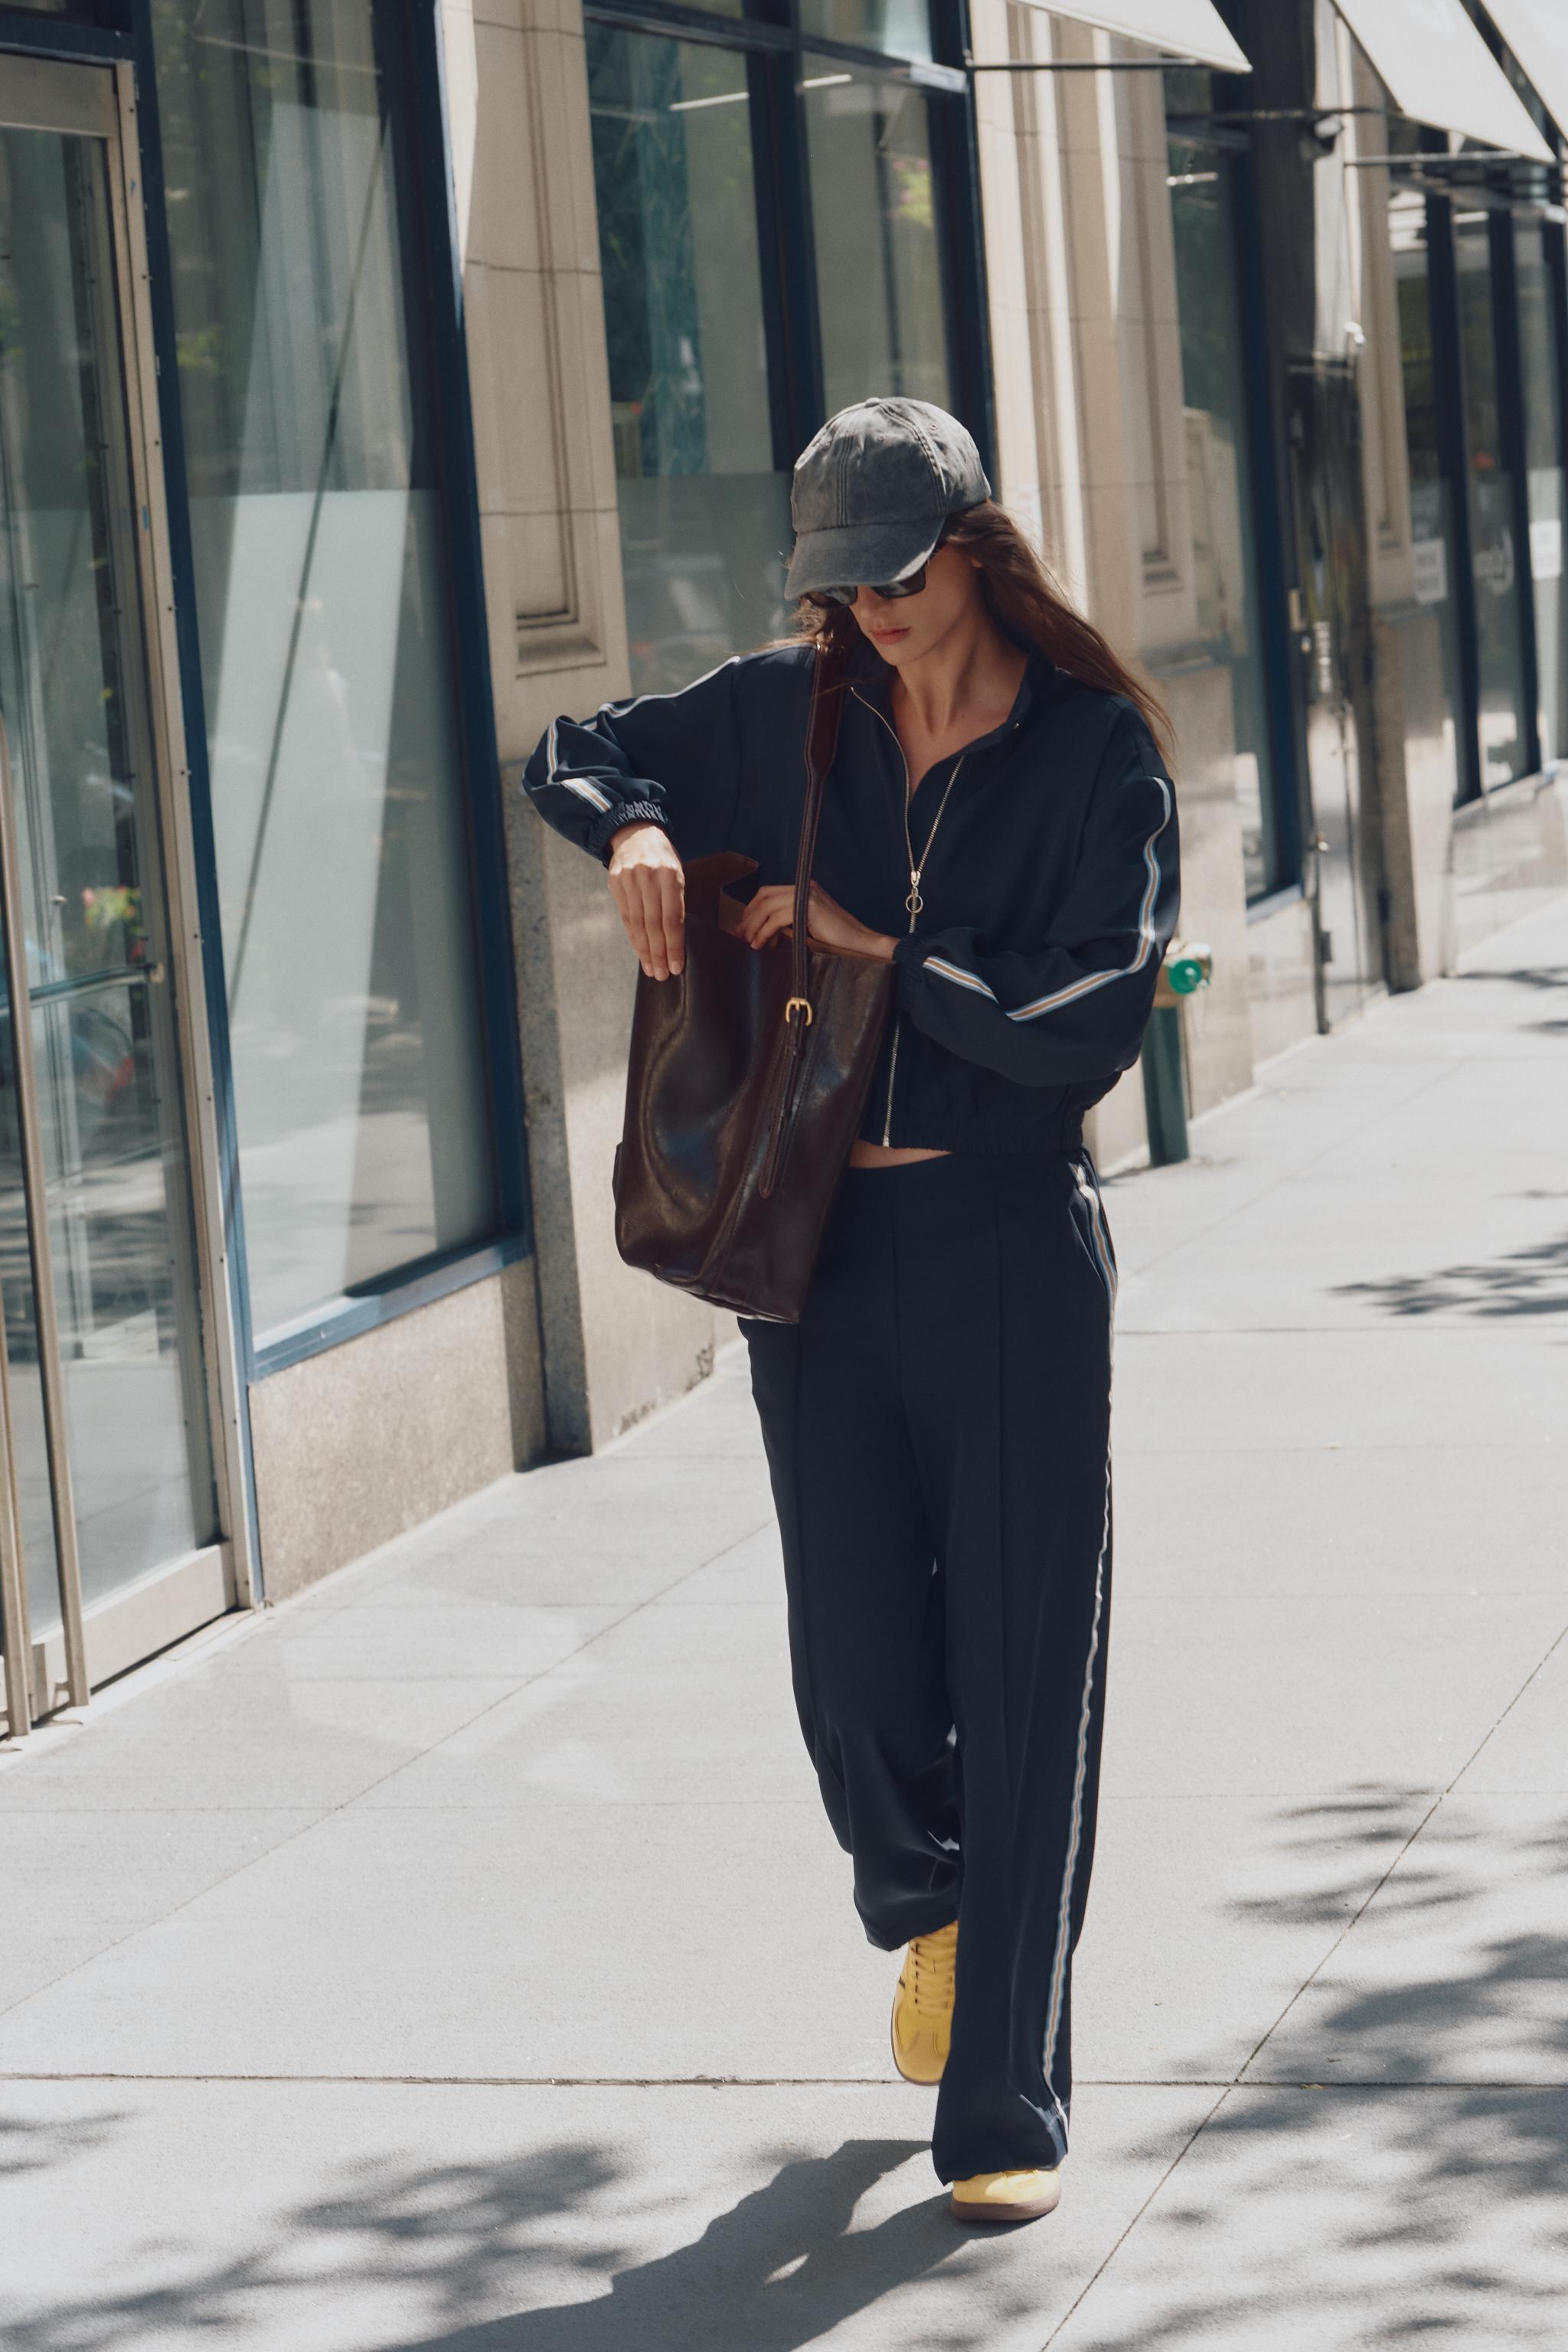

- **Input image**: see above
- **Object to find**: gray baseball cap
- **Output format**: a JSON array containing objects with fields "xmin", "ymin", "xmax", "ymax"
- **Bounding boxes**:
[{"xmin": 785, "ymin": 397, "xmax": 991, "ymax": 600}]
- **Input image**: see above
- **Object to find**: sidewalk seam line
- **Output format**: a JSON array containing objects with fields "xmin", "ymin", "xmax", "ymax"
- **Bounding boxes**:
[
  {"xmin": 0, "ymin": 1514, "xmax": 776, "ymax": 2031},
  {"xmin": 1231, "ymin": 1609, "xmax": 1568, "ymax": 2083},
  {"xmin": 1040, "ymin": 2085, "xmax": 1235, "ymax": 2349},
  {"xmin": 0, "ymin": 2071, "xmax": 1555, "ymax": 2089}
]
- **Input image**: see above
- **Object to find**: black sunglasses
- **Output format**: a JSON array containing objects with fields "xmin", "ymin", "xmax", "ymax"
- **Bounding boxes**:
[{"xmin": 810, "ymin": 564, "xmax": 929, "ymax": 609}]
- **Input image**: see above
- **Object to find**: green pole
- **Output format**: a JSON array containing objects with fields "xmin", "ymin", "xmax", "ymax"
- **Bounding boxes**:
[{"xmin": 1142, "ymin": 1004, "xmax": 1189, "ymax": 1166}]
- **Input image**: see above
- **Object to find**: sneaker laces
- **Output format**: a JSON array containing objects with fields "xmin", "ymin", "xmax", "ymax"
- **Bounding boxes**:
[{"xmin": 907, "ymin": 1924, "xmax": 957, "ymax": 2016}]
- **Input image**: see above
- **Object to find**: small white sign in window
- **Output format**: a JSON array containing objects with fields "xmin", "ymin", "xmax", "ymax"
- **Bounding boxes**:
[{"xmin": 1412, "ymin": 538, "xmax": 1448, "ymax": 606}]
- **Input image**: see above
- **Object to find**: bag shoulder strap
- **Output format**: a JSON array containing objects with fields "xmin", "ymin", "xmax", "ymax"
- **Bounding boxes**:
[{"xmin": 787, "ymin": 638, "xmax": 851, "ymax": 1021}]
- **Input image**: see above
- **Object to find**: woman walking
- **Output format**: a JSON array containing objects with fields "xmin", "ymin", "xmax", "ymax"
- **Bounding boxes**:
[{"xmin": 522, "ymin": 397, "xmax": 1178, "ymax": 2224}]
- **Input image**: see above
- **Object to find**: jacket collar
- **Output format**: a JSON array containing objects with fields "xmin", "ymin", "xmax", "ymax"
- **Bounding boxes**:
[{"xmin": 848, "ymin": 639, "xmax": 1057, "ymax": 758}]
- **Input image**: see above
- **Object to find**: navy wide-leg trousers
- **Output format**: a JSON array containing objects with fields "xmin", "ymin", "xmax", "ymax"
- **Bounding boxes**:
[{"xmin": 742, "ymin": 1149, "xmax": 1116, "ymax": 2185}]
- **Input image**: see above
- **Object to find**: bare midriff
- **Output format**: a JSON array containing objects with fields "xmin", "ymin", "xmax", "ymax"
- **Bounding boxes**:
[{"xmin": 848, "ymin": 1142, "xmax": 950, "ymax": 1168}]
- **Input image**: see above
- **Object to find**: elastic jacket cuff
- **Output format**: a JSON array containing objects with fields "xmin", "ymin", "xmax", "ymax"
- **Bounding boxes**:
[{"xmin": 590, "ymin": 800, "xmax": 668, "ymax": 865}]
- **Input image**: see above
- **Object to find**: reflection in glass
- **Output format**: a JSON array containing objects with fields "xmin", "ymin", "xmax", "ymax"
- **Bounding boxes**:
[
  {"xmin": 1167, "ymin": 139, "xmax": 1281, "ymax": 900},
  {"xmin": 151, "ymin": 0, "xmax": 496, "ymax": 1343},
  {"xmin": 796, "ymin": 0, "xmax": 933, "ymax": 61},
  {"xmin": 1514, "ymin": 221, "xmax": 1567, "ymax": 765},
  {"xmin": 1390, "ymin": 190, "xmax": 1464, "ymax": 787},
  {"xmin": 0, "ymin": 123, "xmax": 213, "ymax": 1627},
  {"xmin": 802, "ymin": 63, "xmax": 952, "ymax": 420},
  {"xmin": 588, "ymin": 27, "xmax": 791, "ymax": 694},
  {"xmin": 1455, "ymin": 214, "xmax": 1530, "ymax": 789}
]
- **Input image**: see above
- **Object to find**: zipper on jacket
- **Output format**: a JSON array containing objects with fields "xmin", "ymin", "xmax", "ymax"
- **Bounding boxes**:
[
  {"xmin": 854, "ymin": 686, "xmax": 967, "ymax": 1146},
  {"xmin": 856, "ymin": 691, "xmax": 912, "ymax": 1144}
]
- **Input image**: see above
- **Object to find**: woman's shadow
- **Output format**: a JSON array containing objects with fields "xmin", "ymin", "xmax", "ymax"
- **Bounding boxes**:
[{"xmin": 396, "ymin": 2135, "xmax": 1005, "ymax": 2352}]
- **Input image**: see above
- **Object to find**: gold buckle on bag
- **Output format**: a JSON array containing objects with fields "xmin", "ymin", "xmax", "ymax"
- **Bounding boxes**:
[{"xmin": 783, "ymin": 995, "xmax": 813, "ymax": 1026}]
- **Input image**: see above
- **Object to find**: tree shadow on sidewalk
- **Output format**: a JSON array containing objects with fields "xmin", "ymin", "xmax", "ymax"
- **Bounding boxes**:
[
  {"xmin": 5, "ymin": 2128, "xmax": 1022, "ymax": 2352},
  {"xmin": 394, "ymin": 2135, "xmax": 1004, "ymax": 2351},
  {"xmin": 1063, "ymin": 1788, "xmax": 1568, "ymax": 2349},
  {"xmin": 1447, "ymin": 965, "xmax": 1568, "ymax": 991},
  {"xmin": 1332, "ymin": 1228, "xmax": 1568, "ymax": 1319}
]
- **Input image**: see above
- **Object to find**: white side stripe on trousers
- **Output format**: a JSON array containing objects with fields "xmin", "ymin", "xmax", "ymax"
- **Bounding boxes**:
[
  {"xmin": 1043, "ymin": 1158, "xmax": 1116, "ymax": 2151},
  {"xmin": 1041, "ymin": 1458, "xmax": 1110, "ymax": 2150}
]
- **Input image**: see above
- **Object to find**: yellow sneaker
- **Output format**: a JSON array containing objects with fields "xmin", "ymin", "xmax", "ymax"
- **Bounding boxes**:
[
  {"xmin": 889, "ymin": 1919, "xmax": 958, "ymax": 2084},
  {"xmin": 949, "ymin": 2167, "xmax": 1062, "ymax": 2224}
]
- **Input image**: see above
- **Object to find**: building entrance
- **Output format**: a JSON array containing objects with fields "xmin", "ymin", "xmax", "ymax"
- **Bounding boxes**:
[{"xmin": 0, "ymin": 57, "xmax": 234, "ymax": 1736}]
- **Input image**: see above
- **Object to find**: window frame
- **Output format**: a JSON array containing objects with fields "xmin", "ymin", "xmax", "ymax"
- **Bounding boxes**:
[
  {"xmin": 1419, "ymin": 169, "xmax": 1567, "ymax": 805},
  {"xmin": 583, "ymin": 0, "xmax": 995, "ymax": 488},
  {"xmin": 1165, "ymin": 101, "xmax": 1303, "ymax": 908},
  {"xmin": 1227, "ymin": 136, "xmax": 1305, "ymax": 904},
  {"xmin": 132, "ymin": 0, "xmax": 531, "ymax": 1387}
]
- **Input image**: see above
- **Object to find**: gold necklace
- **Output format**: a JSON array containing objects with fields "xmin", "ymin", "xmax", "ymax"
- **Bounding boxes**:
[{"xmin": 852, "ymin": 689, "xmax": 966, "ymax": 923}]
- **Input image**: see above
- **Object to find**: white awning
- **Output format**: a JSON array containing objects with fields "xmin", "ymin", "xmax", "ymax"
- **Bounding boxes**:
[
  {"xmin": 1022, "ymin": 2, "xmax": 1251, "ymax": 75},
  {"xmin": 1331, "ymin": 0, "xmax": 1554, "ymax": 160},
  {"xmin": 1477, "ymin": 0, "xmax": 1568, "ymax": 142}
]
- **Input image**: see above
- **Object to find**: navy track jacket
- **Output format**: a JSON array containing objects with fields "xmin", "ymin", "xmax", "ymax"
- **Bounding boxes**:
[{"xmin": 521, "ymin": 639, "xmax": 1181, "ymax": 1155}]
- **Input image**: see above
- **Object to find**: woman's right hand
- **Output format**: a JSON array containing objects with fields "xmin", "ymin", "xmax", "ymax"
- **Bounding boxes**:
[{"xmin": 607, "ymin": 822, "xmax": 685, "ymax": 981}]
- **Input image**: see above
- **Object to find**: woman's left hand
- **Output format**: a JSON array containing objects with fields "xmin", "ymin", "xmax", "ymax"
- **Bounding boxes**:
[{"xmin": 737, "ymin": 880, "xmax": 896, "ymax": 962}]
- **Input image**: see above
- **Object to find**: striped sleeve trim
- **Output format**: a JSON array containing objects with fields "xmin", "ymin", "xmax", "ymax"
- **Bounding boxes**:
[
  {"xmin": 542, "ymin": 655, "xmax": 746, "ymax": 827},
  {"xmin": 557, "ymin": 775, "xmax": 613, "ymax": 814},
  {"xmin": 924, "ymin": 955, "xmax": 998, "ymax": 1001},
  {"xmin": 542, "ymin": 717, "xmax": 617, "ymax": 815},
  {"xmin": 923, "ymin": 774, "xmax": 1173, "ymax": 1026}
]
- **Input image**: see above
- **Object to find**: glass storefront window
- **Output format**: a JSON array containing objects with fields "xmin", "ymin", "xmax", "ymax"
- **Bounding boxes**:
[
  {"xmin": 1454, "ymin": 212, "xmax": 1530, "ymax": 789},
  {"xmin": 0, "ymin": 115, "xmax": 215, "ymax": 1621},
  {"xmin": 1390, "ymin": 189, "xmax": 1465, "ymax": 785},
  {"xmin": 802, "ymin": 62, "xmax": 952, "ymax": 418},
  {"xmin": 586, "ymin": 0, "xmax": 969, "ymax": 692},
  {"xmin": 150, "ymin": 0, "xmax": 498, "ymax": 1347},
  {"xmin": 587, "ymin": 26, "xmax": 791, "ymax": 694},
  {"xmin": 586, "ymin": 6, "xmax": 965, "ymax": 692},
  {"xmin": 1514, "ymin": 220, "xmax": 1567, "ymax": 765},
  {"xmin": 796, "ymin": 0, "xmax": 933, "ymax": 63},
  {"xmin": 1167, "ymin": 140, "xmax": 1282, "ymax": 902}
]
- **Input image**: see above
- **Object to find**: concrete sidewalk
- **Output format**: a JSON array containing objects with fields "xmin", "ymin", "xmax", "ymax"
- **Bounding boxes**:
[{"xmin": 2, "ymin": 900, "xmax": 1566, "ymax": 2350}]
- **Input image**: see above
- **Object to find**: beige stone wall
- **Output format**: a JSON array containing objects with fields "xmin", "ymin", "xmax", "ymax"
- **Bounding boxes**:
[
  {"xmin": 973, "ymin": 11, "xmax": 1262, "ymax": 1155},
  {"xmin": 1158, "ymin": 665, "xmax": 1255, "ymax": 1116},
  {"xmin": 1247, "ymin": 894, "xmax": 1318, "ymax": 1065},
  {"xmin": 1451, "ymin": 774, "xmax": 1568, "ymax": 959},
  {"xmin": 442, "ymin": 0, "xmax": 727, "ymax": 1452},
  {"xmin": 1345, "ymin": 50, "xmax": 1461, "ymax": 991},
  {"xmin": 250, "ymin": 1260, "xmax": 546, "ymax": 1604}
]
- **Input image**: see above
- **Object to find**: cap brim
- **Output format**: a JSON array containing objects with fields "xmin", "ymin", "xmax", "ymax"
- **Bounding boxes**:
[{"xmin": 785, "ymin": 516, "xmax": 944, "ymax": 601}]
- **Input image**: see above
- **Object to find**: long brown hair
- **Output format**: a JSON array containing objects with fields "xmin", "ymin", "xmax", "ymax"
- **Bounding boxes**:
[{"xmin": 792, "ymin": 498, "xmax": 1173, "ymax": 761}]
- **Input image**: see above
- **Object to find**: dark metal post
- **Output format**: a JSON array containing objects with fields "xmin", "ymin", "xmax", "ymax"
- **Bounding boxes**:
[{"xmin": 1142, "ymin": 1009, "xmax": 1190, "ymax": 1166}]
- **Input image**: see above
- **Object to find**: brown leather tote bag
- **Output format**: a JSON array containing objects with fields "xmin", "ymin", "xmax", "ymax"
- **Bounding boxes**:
[{"xmin": 612, "ymin": 639, "xmax": 894, "ymax": 1322}]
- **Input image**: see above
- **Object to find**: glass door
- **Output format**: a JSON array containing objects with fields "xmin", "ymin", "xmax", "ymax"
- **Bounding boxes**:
[
  {"xmin": 0, "ymin": 58, "xmax": 227, "ymax": 1735},
  {"xmin": 1286, "ymin": 361, "xmax": 1386, "ymax": 1031},
  {"xmin": 1454, "ymin": 211, "xmax": 1534, "ymax": 790}
]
